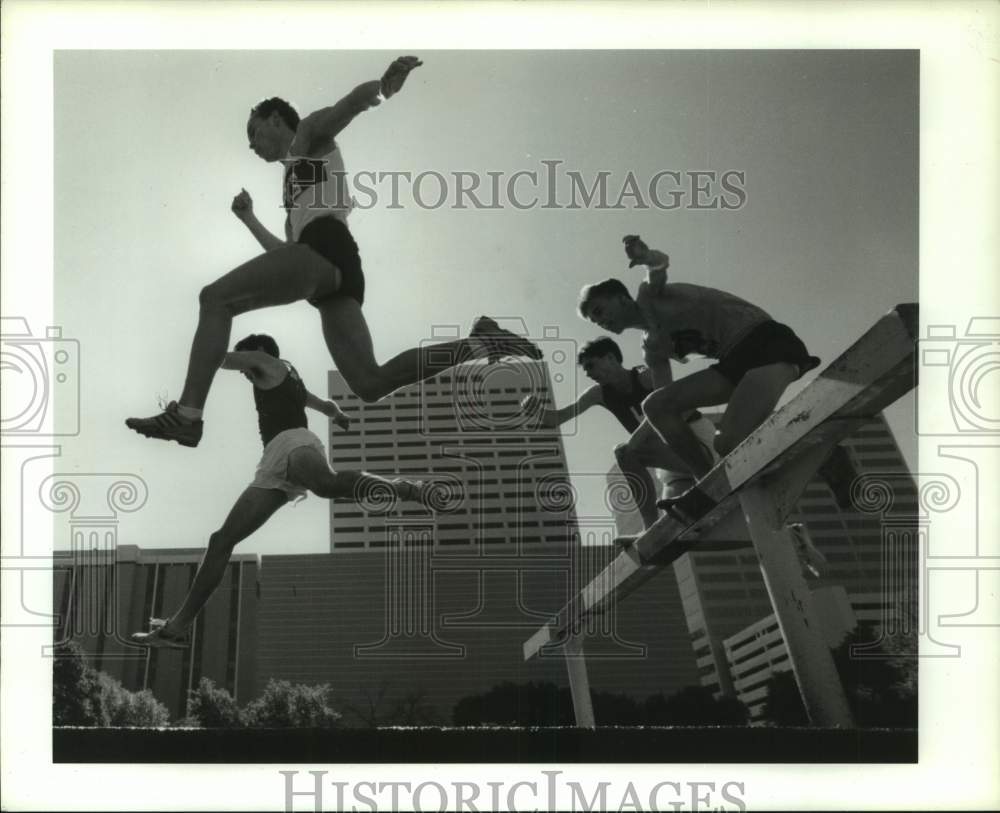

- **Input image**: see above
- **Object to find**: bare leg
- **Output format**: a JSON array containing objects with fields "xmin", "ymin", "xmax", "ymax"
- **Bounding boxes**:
[
  {"xmin": 642, "ymin": 369, "xmax": 733, "ymax": 477},
  {"xmin": 714, "ymin": 362, "xmax": 799, "ymax": 456},
  {"xmin": 286, "ymin": 445, "xmax": 424, "ymax": 502},
  {"xmin": 614, "ymin": 419, "xmax": 718, "ymax": 529},
  {"xmin": 614, "ymin": 422, "xmax": 678, "ymax": 528},
  {"xmin": 318, "ymin": 298, "xmax": 539, "ymax": 403},
  {"xmin": 614, "ymin": 444, "xmax": 661, "ymax": 529},
  {"xmin": 165, "ymin": 487, "xmax": 287, "ymax": 632},
  {"xmin": 178, "ymin": 244, "xmax": 341, "ymax": 409},
  {"xmin": 154, "ymin": 443, "xmax": 428, "ymax": 637}
]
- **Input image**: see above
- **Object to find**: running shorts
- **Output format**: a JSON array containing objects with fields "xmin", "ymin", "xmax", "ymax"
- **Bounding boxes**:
[
  {"xmin": 249, "ymin": 427, "xmax": 326, "ymax": 503},
  {"xmin": 710, "ymin": 320, "xmax": 820, "ymax": 385},
  {"xmin": 298, "ymin": 216, "xmax": 366, "ymax": 307}
]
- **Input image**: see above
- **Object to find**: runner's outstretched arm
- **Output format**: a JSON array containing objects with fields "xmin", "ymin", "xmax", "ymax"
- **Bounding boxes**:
[
  {"xmin": 294, "ymin": 56, "xmax": 423, "ymax": 152},
  {"xmin": 231, "ymin": 188, "xmax": 286, "ymax": 252},
  {"xmin": 305, "ymin": 390, "xmax": 351, "ymax": 431},
  {"xmin": 220, "ymin": 350, "xmax": 274, "ymax": 374},
  {"xmin": 520, "ymin": 384, "xmax": 603, "ymax": 429}
]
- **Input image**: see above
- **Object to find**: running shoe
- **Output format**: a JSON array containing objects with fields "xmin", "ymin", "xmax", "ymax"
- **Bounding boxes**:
[
  {"xmin": 126, "ymin": 401, "xmax": 203, "ymax": 447},
  {"xmin": 469, "ymin": 316, "xmax": 543, "ymax": 365},
  {"xmin": 656, "ymin": 492, "xmax": 700, "ymax": 525},
  {"xmin": 391, "ymin": 478, "xmax": 426, "ymax": 503},
  {"xmin": 129, "ymin": 618, "xmax": 190, "ymax": 649}
]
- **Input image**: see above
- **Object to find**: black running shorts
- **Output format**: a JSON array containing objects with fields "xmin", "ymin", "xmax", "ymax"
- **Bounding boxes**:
[
  {"xmin": 710, "ymin": 320, "xmax": 821, "ymax": 385},
  {"xmin": 297, "ymin": 217, "xmax": 366, "ymax": 307}
]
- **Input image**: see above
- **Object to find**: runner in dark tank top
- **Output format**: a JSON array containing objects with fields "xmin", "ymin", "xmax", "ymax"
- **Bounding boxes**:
[
  {"xmin": 519, "ymin": 336, "xmax": 715, "ymax": 531},
  {"xmin": 599, "ymin": 365, "xmax": 651, "ymax": 434},
  {"xmin": 252, "ymin": 360, "xmax": 308, "ymax": 446},
  {"xmin": 129, "ymin": 332, "xmax": 432, "ymax": 650}
]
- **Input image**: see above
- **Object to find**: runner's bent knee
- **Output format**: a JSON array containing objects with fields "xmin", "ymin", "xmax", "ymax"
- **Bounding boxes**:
[
  {"xmin": 613, "ymin": 442, "xmax": 630, "ymax": 461},
  {"xmin": 642, "ymin": 387, "xmax": 683, "ymax": 418},
  {"xmin": 199, "ymin": 277, "xmax": 259, "ymax": 314},
  {"xmin": 615, "ymin": 440, "xmax": 649, "ymax": 465},
  {"xmin": 207, "ymin": 529, "xmax": 237, "ymax": 552},
  {"xmin": 199, "ymin": 281, "xmax": 234, "ymax": 311}
]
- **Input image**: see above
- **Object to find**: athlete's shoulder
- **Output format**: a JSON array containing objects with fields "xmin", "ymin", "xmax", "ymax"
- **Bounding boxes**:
[
  {"xmin": 283, "ymin": 360, "xmax": 305, "ymax": 383},
  {"xmin": 634, "ymin": 365, "xmax": 655, "ymax": 391},
  {"xmin": 582, "ymin": 382, "xmax": 606, "ymax": 408},
  {"xmin": 250, "ymin": 356, "xmax": 292, "ymax": 390}
]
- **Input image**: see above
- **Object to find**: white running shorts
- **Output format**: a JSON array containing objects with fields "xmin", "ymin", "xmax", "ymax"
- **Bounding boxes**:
[{"xmin": 249, "ymin": 427, "xmax": 326, "ymax": 503}]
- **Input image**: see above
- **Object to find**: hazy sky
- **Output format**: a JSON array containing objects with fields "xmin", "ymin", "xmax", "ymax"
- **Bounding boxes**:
[{"xmin": 54, "ymin": 50, "xmax": 917, "ymax": 555}]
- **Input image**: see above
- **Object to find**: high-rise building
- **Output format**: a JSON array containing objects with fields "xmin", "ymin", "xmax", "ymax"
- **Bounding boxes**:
[
  {"xmin": 326, "ymin": 361, "xmax": 575, "ymax": 552},
  {"xmin": 672, "ymin": 412, "xmax": 918, "ymax": 698}
]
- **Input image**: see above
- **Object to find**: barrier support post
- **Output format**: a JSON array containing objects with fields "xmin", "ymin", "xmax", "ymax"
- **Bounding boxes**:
[
  {"xmin": 738, "ymin": 444, "xmax": 855, "ymax": 728},
  {"xmin": 563, "ymin": 631, "xmax": 596, "ymax": 728}
]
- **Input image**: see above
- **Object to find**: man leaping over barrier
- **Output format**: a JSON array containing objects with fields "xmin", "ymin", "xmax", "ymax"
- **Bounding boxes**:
[
  {"xmin": 130, "ymin": 333, "xmax": 430, "ymax": 648},
  {"xmin": 526, "ymin": 295, "xmax": 920, "ymax": 727},
  {"xmin": 579, "ymin": 234, "xmax": 821, "ymax": 521},
  {"xmin": 126, "ymin": 55, "xmax": 540, "ymax": 449},
  {"xmin": 518, "ymin": 335, "xmax": 717, "ymax": 530}
]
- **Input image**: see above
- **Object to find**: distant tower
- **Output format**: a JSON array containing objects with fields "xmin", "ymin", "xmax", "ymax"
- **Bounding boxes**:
[{"xmin": 326, "ymin": 360, "xmax": 577, "ymax": 552}]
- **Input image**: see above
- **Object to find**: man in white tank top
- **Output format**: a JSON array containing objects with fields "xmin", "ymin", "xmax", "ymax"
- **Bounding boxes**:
[{"xmin": 127, "ymin": 56, "xmax": 541, "ymax": 448}]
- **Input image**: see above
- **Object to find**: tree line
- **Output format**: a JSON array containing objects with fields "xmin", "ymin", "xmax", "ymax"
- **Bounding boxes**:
[{"xmin": 55, "ymin": 625, "xmax": 916, "ymax": 728}]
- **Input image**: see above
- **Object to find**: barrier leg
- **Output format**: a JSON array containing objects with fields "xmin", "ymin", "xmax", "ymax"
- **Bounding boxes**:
[
  {"xmin": 739, "ymin": 483, "xmax": 854, "ymax": 728},
  {"xmin": 564, "ymin": 632, "xmax": 596, "ymax": 728}
]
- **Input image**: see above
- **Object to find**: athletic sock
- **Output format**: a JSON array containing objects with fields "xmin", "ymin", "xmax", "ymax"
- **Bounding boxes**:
[{"xmin": 176, "ymin": 405, "xmax": 203, "ymax": 420}]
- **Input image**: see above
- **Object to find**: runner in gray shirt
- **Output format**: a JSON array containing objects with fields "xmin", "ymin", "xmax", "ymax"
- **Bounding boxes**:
[{"xmin": 578, "ymin": 235, "xmax": 820, "ymax": 484}]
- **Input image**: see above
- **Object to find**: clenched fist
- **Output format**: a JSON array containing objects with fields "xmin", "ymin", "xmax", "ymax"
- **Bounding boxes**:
[
  {"xmin": 623, "ymin": 234, "xmax": 669, "ymax": 271},
  {"xmin": 623, "ymin": 234, "xmax": 650, "ymax": 267},
  {"xmin": 231, "ymin": 188, "xmax": 253, "ymax": 221}
]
